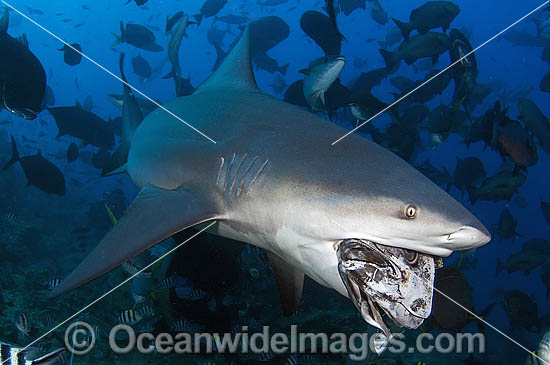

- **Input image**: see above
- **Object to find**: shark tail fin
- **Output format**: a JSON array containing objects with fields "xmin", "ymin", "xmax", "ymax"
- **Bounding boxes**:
[
  {"xmin": 50, "ymin": 185, "xmax": 221, "ymax": 297},
  {"xmin": 3, "ymin": 136, "xmax": 19, "ymax": 170},
  {"xmin": 392, "ymin": 17, "xmax": 410, "ymax": 40}
]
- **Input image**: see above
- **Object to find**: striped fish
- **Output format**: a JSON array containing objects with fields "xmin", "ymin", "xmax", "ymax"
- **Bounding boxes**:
[
  {"xmin": 14, "ymin": 313, "xmax": 30, "ymax": 337},
  {"xmin": 42, "ymin": 279, "xmax": 63, "ymax": 291},
  {"xmin": 170, "ymin": 320, "xmax": 202, "ymax": 333},
  {"xmin": 285, "ymin": 354, "xmax": 298, "ymax": 365},
  {"xmin": 136, "ymin": 305, "xmax": 154, "ymax": 318},
  {"xmin": 159, "ymin": 276, "xmax": 176, "ymax": 289},
  {"xmin": 188, "ymin": 288, "xmax": 207, "ymax": 300},
  {"xmin": 118, "ymin": 310, "xmax": 142, "ymax": 326},
  {"xmin": 42, "ymin": 312, "xmax": 55, "ymax": 328}
]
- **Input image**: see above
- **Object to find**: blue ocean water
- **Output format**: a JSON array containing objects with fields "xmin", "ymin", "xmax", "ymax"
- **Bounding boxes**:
[{"xmin": 0, "ymin": 0, "xmax": 549, "ymax": 364}]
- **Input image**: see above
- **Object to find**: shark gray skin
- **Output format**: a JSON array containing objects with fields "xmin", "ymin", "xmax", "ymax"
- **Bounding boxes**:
[{"xmin": 51, "ymin": 29, "xmax": 490, "ymax": 331}]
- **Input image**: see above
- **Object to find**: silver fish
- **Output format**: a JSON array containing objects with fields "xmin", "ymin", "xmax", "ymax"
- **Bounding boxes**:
[
  {"xmin": 301, "ymin": 55, "xmax": 345, "ymax": 112},
  {"xmin": 163, "ymin": 14, "xmax": 193, "ymax": 79},
  {"xmin": 337, "ymin": 239, "xmax": 435, "ymax": 344}
]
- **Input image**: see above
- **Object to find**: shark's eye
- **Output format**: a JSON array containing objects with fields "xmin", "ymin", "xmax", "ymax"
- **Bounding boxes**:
[
  {"xmin": 404, "ymin": 205, "xmax": 418, "ymax": 219},
  {"xmin": 404, "ymin": 250, "xmax": 418, "ymax": 265}
]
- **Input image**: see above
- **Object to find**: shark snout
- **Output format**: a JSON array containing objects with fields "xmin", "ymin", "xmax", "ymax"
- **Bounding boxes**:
[{"xmin": 446, "ymin": 225, "xmax": 491, "ymax": 249}]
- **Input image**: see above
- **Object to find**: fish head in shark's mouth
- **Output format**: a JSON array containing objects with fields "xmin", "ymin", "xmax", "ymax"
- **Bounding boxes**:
[{"xmin": 336, "ymin": 238, "xmax": 436, "ymax": 338}]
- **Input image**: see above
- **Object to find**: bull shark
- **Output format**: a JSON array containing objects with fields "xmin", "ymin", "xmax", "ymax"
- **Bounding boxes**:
[{"xmin": 51, "ymin": 29, "xmax": 491, "ymax": 336}]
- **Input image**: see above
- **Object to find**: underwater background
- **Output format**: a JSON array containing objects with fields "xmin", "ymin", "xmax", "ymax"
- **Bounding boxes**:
[{"xmin": 1, "ymin": 0, "xmax": 550, "ymax": 364}]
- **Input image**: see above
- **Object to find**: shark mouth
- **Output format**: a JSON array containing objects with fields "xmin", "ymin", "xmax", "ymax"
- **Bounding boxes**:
[{"xmin": 337, "ymin": 239, "xmax": 437, "ymax": 340}]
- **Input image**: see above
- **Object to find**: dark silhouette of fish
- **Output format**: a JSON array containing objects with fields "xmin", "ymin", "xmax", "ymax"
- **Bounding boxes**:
[
  {"xmin": 0, "ymin": 31, "xmax": 46, "ymax": 119},
  {"xmin": 194, "ymin": 0, "xmax": 228, "ymax": 25},
  {"xmin": 392, "ymin": 1, "xmax": 460, "ymax": 40},
  {"xmin": 48, "ymin": 106, "xmax": 114, "ymax": 148},
  {"xmin": 249, "ymin": 16, "xmax": 290, "ymax": 74},
  {"xmin": 379, "ymin": 32, "xmax": 450, "ymax": 71},
  {"xmin": 250, "ymin": 16, "xmax": 290, "ymax": 53},
  {"xmin": 3, "ymin": 136, "xmax": 65, "ymax": 195},
  {"xmin": 112, "ymin": 21, "xmax": 163, "ymax": 52},
  {"xmin": 300, "ymin": 10, "xmax": 342, "ymax": 55},
  {"xmin": 132, "ymin": 54, "xmax": 152, "ymax": 79},
  {"xmin": 58, "ymin": 43, "xmax": 82, "ymax": 66},
  {"xmin": 339, "ymin": 0, "xmax": 367, "ymax": 16}
]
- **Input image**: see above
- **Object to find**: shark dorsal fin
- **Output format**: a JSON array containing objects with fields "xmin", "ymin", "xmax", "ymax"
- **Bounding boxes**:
[{"xmin": 196, "ymin": 27, "xmax": 258, "ymax": 93}]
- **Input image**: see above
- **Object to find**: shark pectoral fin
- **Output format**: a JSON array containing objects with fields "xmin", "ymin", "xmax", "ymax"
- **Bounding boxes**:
[
  {"xmin": 50, "ymin": 185, "xmax": 221, "ymax": 297},
  {"xmin": 267, "ymin": 252, "xmax": 304, "ymax": 316}
]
